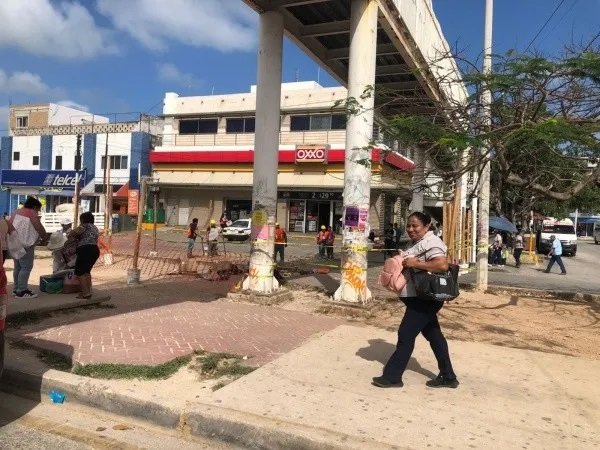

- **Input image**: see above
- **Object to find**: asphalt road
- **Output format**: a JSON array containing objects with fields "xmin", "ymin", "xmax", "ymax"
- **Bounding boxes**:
[
  {"xmin": 156, "ymin": 229, "xmax": 600, "ymax": 294},
  {"xmin": 460, "ymin": 238, "xmax": 600, "ymax": 294},
  {"xmin": 0, "ymin": 392, "xmax": 238, "ymax": 450}
]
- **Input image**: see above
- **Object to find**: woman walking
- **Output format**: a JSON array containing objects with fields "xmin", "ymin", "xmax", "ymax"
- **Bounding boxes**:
[
  {"xmin": 372, "ymin": 211, "xmax": 458, "ymax": 389},
  {"xmin": 72, "ymin": 212, "xmax": 100, "ymax": 299}
]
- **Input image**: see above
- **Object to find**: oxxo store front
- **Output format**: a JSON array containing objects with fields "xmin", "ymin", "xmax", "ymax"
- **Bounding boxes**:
[
  {"xmin": 281, "ymin": 191, "xmax": 343, "ymax": 233},
  {"xmin": 151, "ymin": 144, "xmax": 414, "ymax": 232}
]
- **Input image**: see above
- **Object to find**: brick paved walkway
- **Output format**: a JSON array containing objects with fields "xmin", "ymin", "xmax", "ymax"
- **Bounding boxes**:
[{"xmin": 8, "ymin": 278, "xmax": 343, "ymax": 366}]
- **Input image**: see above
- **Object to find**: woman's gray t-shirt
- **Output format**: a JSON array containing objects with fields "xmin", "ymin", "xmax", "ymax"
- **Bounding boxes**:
[
  {"xmin": 400, "ymin": 231, "xmax": 447, "ymax": 298},
  {"xmin": 77, "ymin": 223, "xmax": 99, "ymax": 248}
]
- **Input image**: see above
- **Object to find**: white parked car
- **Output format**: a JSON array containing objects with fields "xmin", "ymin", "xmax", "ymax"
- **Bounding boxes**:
[{"xmin": 222, "ymin": 219, "xmax": 252, "ymax": 241}]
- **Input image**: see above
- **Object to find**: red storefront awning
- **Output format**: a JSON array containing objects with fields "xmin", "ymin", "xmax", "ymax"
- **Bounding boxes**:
[
  {"xmin": 149, "ymin": 149, "xmax": 414, "ymax": 171},
  {"xmin": 113, "ymin": 182, "xmax": 129, "ymax": 198}
]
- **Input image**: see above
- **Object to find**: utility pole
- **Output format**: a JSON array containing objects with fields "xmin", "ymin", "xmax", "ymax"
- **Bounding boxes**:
[
  {"xmin": 73, "ymin": 134, "xmax": 82, "ymax": 227},
  {"xmin": 129, "ymin": 176, "xmax": 148, "ymax": 284},
  {"xmin": 476, "ymin": 0, "xmax": 494, "ymax": 291},
  {"xmin": 103, "ymin": 132, "xmax": 109, "ymax": 234}
]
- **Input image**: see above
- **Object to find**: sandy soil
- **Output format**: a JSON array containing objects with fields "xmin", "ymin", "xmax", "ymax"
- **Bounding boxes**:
[{"xmin": 276, "ymin": 288, "xmax": 600, "ymax": 360}]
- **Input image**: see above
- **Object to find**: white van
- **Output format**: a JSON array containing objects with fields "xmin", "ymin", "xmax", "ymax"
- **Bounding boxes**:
[
  {"xmin": 537, "ymin": 218, "xmax": 578, "ymax": 256},
  {"xmin": 594, "ymin": 221, "xmax": 600, "ymax": 245}
]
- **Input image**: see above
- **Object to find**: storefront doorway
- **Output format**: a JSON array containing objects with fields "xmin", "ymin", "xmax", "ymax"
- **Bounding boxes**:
[
  {"xmin": 306, "ymin": 200, "xmax": 330, "ymax": 233},
  {"xmin": 280, "ymin": 191, "xmax": 343, "ymax": 233},
  {"xmin": 226, "ymin": 199, "xmax": 252, "ymax": 222}
]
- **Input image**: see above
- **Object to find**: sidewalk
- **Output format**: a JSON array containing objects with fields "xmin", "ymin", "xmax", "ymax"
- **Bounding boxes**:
[
  {"xmin": 4, "ymin": 324, "xmax": 599, "ymax": 449},
  {"xmin": 208, "ymin": 325, "xmax": 600, "ymax": 448}
]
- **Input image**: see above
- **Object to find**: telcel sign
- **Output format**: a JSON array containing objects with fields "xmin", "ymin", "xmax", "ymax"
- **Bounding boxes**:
[
  {"xmin": 1, "ymin": 170, "xmax": 86, "ymax": 188},
  {"xmin": 295, "ymin": 145, "xmax": 329, "ymax": 163}
]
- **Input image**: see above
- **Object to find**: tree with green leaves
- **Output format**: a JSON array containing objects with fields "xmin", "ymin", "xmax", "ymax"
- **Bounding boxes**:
[{"xmin": 379, "ymin": 45, "xmax": 600, "ymax": 220}]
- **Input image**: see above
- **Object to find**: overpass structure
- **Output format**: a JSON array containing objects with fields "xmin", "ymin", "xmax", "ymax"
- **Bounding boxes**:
[{"xmin": 241, "ymin": 0, "xmax": 467, "ymax": 302}]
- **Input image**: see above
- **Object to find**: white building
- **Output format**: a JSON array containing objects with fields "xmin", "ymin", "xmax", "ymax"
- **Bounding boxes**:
[
  {"xmin": 1, "ymin": 103, "xmax": 161, "ymax": 217},
  {"xmin": 152, "ymin": 82, "xmax": 415, "ymax": 232}
]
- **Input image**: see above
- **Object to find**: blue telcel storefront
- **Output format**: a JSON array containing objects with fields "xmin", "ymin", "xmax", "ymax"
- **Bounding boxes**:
[{"xmin": 0, "ymin": 170, "xmax": 86, "ymax": 215}]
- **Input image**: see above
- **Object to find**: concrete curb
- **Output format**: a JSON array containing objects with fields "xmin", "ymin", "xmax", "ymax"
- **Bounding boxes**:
[
  {"xmin": 459, "ymin": 282, "xmax": 600, "ymax": 304},
  {"xmin": 1, "ymin": 364, "xmax": 397, "ymax": 450},
  {"xmin": 7, "ymin": 295, "xmax": 112, "ymax": 320}
]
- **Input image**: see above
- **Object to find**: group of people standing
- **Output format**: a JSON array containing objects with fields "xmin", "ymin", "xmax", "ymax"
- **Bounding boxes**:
[
  {"xmin": 0, "ymin": 196, "xmax": 100, "ymax": 300},
  {"xmin": 490, "ymin": 229, "xmax": 524, "ymax": 268},
  {"xmin": 187, "ymin": 218, "xmax": 221, "ymax": 258}
]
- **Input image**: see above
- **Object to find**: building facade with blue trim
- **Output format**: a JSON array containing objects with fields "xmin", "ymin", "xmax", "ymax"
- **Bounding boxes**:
[{"xmin": 0, "ymin": 105, "xmax": 162, "ymax": 213}]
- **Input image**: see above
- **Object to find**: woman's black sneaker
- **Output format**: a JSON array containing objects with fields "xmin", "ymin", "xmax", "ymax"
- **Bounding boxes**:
[
  {"xmin": 426, "ymin": 375, "xmax": 459, "ymax": 388},
  {"xmin": 15, "ymin": 289, "xmax": 38, "ymax": 299},
  {"xmin": 372, "ymin": 376, "xmax": 403, "ymax": 388}
]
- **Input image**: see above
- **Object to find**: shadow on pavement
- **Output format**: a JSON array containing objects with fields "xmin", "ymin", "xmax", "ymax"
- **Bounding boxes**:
[{"xmin": 355, "ymin": 338, "xmax": 437, "ymax": 379}]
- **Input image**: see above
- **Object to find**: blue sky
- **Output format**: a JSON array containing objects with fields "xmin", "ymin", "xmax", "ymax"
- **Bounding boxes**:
[{"xmin": 1, "ymin": 0, "xmax": 599, "ymax": 133}]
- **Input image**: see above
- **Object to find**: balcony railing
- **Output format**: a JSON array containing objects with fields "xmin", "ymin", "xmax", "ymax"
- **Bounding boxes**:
[{"xmin": 160, "ymin": 130, "xmax": 347, "ymax": 147}]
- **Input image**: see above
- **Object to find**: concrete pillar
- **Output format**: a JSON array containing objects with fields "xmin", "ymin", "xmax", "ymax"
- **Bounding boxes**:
[
  {"xmin": 242, "ymin": 11, "xmax": 284, "ymax": 294},
  {"xmin": 333, "ymin": 0, "xmax": 378, "ymax": 304},
  {"xmin": 410, "ymin": 147, "xmax": 425, "ymax": 212}
]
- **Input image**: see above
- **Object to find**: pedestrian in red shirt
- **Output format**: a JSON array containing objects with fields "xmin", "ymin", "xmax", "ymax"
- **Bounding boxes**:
[
  {"xmin": 326, "ymin": 225, "xmax": 335, "ymax": 259},
  {"xmin": 316, "ymin": 225, "xmax": 328, "ymax": 259},
  {"xmin": 273, "ymin": 223, "xmax": 287, "ymax": 263}
]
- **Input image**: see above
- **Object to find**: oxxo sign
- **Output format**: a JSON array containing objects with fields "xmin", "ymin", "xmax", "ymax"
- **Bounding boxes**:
[{"xmin": 295, "ymin": 145, "xmax": 329, "ymax": 163}]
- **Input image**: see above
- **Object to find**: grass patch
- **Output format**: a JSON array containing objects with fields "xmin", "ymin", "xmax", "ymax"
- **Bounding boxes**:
[
  {"xmin": 192, "ymin": 352, "xmax": 256, "ymax": 379},
  {"xmin": 10, "ymin": 341, "xmax": 73, "ymax": 372},
  {"xmin": 73, "ymin": 355, "xmax": 192, "ymax": 380},
  {"xmin": 6, "ymin": 311, "xmax": 42, "ymax": 328},
  {"xmin": 38, "ymin": 348, "xmax": 73, "ymax": 371}
]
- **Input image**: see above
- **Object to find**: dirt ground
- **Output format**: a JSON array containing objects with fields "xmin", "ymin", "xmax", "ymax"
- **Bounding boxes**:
[{"xmin": 275, "ymin": 288, "xmax": 600, "ymax": 360}]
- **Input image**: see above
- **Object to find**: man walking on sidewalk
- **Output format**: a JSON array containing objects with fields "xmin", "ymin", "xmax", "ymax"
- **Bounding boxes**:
[
  {"xmin": 273, "ymin": 223, "xmax": 287, "ymax": 264},
  {"xmin": 545, "ymin": 235, "xmax": 566, "ymax": 275}
]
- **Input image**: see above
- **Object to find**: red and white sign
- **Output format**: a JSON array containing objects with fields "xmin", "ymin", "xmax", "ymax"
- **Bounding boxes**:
[
  {"xmin": 295, "ymin": 145, "xmax": 329, "ymax": 163},
  {"xmin": 127, "ymin": 190, "xmax": 139, "ymax": 215}
]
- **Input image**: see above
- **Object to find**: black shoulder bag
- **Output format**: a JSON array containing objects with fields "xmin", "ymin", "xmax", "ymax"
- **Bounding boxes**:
[{"xmin": 409, "ymin": 249, "xmax": 460, "ymax": 302}]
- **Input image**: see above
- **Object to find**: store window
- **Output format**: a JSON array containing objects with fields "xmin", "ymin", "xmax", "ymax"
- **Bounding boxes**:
[
  {"xmin": 288, "ymin": 200, "xmax": 306, "ymax": 232},
  {"xmin": 290, "ymin": 115, "xmax": 310, "ymax": 131},
  {"xmin": 55, "ymin": 155, "xmax": 62, "ymax": 170},
  {"xmin": 13, "ymin": 151, "xmax": 20, "ymax": 161},
  {"xmin": 179, "ymin": 118, "xmax": 218, "ymax": 134},
  {"xmin": 225, "ymin": 200, "xmax": 252, "ymax": 222},
  {"xmin": 101, "ymin": 155, "xmax": 128, "ymax": 170},
  {"xmin": 290, "ymin": 114, "xmax": 346, "ymax": 131},
  {"xmin": 32, "ymin": 155, "xmax": 39, "ymax": 166},
  {"xmin": 226, "ymin": 117, "xmax": 255, "ymax": 133}
]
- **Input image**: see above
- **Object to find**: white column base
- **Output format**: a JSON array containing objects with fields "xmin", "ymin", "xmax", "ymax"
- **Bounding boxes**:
[
  {"xmin": 333, "ymin": 243, "xmax": 372, "ymax": 304},
  {"xmin": 243, "ymin": 236, "xmax": 279, "ymax": 293}
]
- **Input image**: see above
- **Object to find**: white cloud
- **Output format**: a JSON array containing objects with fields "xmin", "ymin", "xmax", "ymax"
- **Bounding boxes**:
[
  {"xmin": 56, "ymin": 100, "xmax": 90, "ymax": 112},
  {"xmin": 0, "ymin": 69, "xmax": 86, "ymax": 116},
  {"xmin": 0, "ymin": 69, "xmax": 50, "ymax": 95},
  {"xmin": 97, "ymin": 0, "xmax": 257, "ymax": 53},
  {"xmin": 157, "ymin": 63, "xmax": 202, "ymax": 88},
  {"xmin": 0, "ymin": 0, "xmax": 117, "ymax": 59}
]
